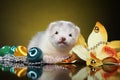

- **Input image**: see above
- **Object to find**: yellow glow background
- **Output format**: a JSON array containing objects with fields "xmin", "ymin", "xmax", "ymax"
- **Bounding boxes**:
[{"xmin": 0, "ymin": 0, "xmax": 119, "ymax": 47}]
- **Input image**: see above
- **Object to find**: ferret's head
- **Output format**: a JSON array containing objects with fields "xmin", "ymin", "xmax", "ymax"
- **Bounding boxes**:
[{"xmin": 46, "ymin": 20, "xmax": 80, "ymax": 51}]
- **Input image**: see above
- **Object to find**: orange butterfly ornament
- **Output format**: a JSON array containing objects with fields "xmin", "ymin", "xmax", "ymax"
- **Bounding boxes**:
[{"xmin": 72, "ymin": 21, "xmax": 120, "ymax": 67}]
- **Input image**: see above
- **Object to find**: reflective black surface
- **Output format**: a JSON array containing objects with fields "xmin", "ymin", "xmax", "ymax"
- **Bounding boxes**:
[{"xmin": 1, "ymin": 62, "xmax": 120, "ymax": 80}]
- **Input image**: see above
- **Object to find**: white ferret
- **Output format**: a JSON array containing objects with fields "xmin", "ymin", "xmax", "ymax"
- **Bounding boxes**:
[{"xmin": 28, "ymin": 20, "xmax": 80, "ymax": 63}]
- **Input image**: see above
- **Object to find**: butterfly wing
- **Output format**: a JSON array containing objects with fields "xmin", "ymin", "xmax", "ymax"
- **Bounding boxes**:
[
  {"xmin": 108, "ymin": 40, "xmax": 120, "ymax": 52},
  {"xmin": 87, "ymin": 22, "xmax": 108, "ymax": 58},
  {"xmin": 107, "ymin": 40, "xmax": 120, "ymax": 59},
  {"xmin": 71, "ymin": 34, "xmax": 89, "ymax": 61},
  {"xmin": 72, "ymin": 45, "xmax": 89, "ymax": 61},
  {"xmin": 72, "ymin": 67, "xmax": 88, "ymax": 80},
  {"xmin": 87, "ymin": 22, "xmax": 108, "ymax": 48},
  {"xmin": 75, "ymin": 34, "xmax": 87, "ymax": 47}
]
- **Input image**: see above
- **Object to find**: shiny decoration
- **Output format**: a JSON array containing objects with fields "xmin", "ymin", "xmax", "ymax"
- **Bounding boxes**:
[
  {"xmin": 27, "ymin": 47, "xmax": 43, "ymax": 62},
  {"xmin": 14, "ymin": 67, "xmax": 27, "ymax": 77},
  {"xmin": 72, "ymin": 21, "xmax": 120, "ymax": 67},
  {"xmin": 0, "ymin": 65, "xmax": 10, "ymax": 71},
  {"xmin": 10, "ymin": 67, "xmax": 15, "ymax": 74},
  {"xmin": 9, "ymin": 45, "xmax": 18, "ymax": 55},
  {"xmin": 60, "ymin": 53, "xmax": 82, "ymax": 64},
  {"xmin": 14, "ymin": 46, "xmax": 28, "ymax": 56},
  {"xmin": 0, "ymin": 46, "xmax": 10, "ymax": 56},
  {"xmin": 27, "ymin": 67, "xmax": 43, "ymax": 80}
]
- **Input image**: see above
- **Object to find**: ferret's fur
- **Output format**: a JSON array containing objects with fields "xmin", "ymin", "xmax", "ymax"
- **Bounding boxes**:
[{"xmin": 28, "ymin": 20, "xmax": 80, "ymax": 63}]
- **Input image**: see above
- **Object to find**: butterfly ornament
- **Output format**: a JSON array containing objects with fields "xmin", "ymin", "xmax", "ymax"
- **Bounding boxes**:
[{"xmin": 72, "ymin": 22, "xmax": 120, "ymax": 67}]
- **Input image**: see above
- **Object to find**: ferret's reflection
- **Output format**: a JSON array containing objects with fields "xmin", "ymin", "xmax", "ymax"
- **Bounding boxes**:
[{"xmin": 37, "ymin": 65, "xmax": 71, "ymax": 80}]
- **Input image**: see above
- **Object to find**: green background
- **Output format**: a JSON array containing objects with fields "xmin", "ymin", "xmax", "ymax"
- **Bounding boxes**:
[{"xmin": 0, "ymin": 0, "xmax": 120, "ymax": 47}]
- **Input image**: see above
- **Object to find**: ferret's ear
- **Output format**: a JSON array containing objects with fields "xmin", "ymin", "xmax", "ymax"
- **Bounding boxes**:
[
  {"xmin": 46, "ymin": 22, "xmax": 57, "ymax": 33},
  {"xmin": 75, "ymin": 26, "xmax": 80, "ymax": 36}
]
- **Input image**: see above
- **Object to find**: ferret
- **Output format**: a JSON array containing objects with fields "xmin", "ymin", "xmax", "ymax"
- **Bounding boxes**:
[{"xmin": 28, "ymin": 20, "xmax": 80, "ymax": 63}]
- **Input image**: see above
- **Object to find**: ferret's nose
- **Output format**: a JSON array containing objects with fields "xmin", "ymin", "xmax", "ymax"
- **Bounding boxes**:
[{"xmin": 61, "ymin": 37, "xmax": 66, "ymax": 41}]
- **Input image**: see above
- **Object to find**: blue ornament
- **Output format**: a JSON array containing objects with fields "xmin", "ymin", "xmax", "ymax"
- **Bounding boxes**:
[
  {"xmin": 9, "ymin": 45, "xmax": 18, "ymax": 55},
  {"xmin": 27, "ymin": 47, "xmax": 43, "ymax": 62},
  {"xmin": 27, "ymin": 70, "xmax": 37, "ymax": 80},
  {"xmin": 27, "ymin": 67, "xmax": 43, "ymax": 80},
  {"xmin": 10, "ymin": 67, "xmax": 15, "ymax": 74}
]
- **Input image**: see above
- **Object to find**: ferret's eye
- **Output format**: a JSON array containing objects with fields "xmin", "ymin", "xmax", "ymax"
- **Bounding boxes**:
[
  {"xmin": 55, "ymin": 31, "xmax": 58, "ymax": 34},
  {"xmin": 69, "ymin": 34, "xmax": 72, "ymax": 37}
]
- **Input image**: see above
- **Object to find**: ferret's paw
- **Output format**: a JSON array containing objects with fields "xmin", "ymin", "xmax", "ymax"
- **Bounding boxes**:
[
  {"xmin": 43, "ymin": 55, "xmax": 65, "ymax": 63},
  {"xmin": 43, "ymin": 55, "xmax": 57, "ymax": 63}
]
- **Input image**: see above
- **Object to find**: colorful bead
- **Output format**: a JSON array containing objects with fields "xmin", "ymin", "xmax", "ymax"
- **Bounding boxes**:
[
  {"xmin": 9, "ymin": 45, "xmax": 18, "ymax": 55},
  {"xmin": 27, "ymin": 67, "xmax": 43, "ymax": 80},
  {"xmin": 14, "ymin": 67, "xmax": 27, "ymax": 77},
  {"xmin": 14, "ymin": 46, "xmax": 28, "ymax": 56},
  {"xmin": 27, "ymin": 70, "xmax": 37, "ymax": 79},
  {"xmin": 27, "ymin": 47, "xmax": 43, "ymax": 62},
  {"xmin": 0, "ymin": 46, "xmax": 10, "ymax": 56},
  {"xmin": 10, "ymin": 67, "xmax": 15, "ymax": 74},
  {"xmin": 0, "ymin": 65, "xmax": 10, "ymax": 71}
]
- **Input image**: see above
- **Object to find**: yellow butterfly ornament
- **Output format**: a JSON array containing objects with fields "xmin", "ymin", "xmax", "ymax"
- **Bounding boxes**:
[{"xmin": 72, "ymin": 22, "xmax": 120, "ymax": 67}]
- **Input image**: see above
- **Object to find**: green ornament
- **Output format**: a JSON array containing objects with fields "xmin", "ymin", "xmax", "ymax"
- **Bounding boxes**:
[
  {"xmin": 0, "ymin": 65, "xmax": 10, "ymax": 71},
  {"xmin": 0, "ymin": 46, "xmax": 11, "ymax": 56}
]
